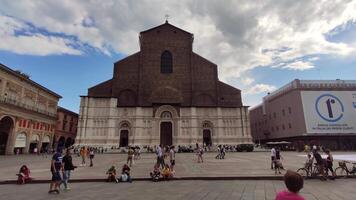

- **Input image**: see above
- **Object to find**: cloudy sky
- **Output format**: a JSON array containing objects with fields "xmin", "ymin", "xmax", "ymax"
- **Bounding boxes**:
[{"xmin": 1, "ymin": 0, "xmax": 356, "ymax": 112}]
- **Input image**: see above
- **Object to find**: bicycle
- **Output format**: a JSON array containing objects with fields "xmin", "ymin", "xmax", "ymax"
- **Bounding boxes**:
[
  {"xmin": 297, "ymin": 163, "xmax": 327, "ymax": 180},
  {"xmin": 335, "ymin": 161, "xmax": 356, "ymax": 178}
]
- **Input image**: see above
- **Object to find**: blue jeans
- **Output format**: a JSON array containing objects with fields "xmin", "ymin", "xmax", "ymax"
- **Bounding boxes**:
[{"xmin": 62, "ymin": 170, "xmax": 71, "ymax": 189}]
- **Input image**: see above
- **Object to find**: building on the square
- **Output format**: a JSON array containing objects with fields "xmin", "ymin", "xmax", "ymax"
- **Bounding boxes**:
[
  {"xmin": 0, "ymin": 63, "xmax": 61, "ymax": 155},
  {"xmin": 249, "ymin": 79, "xmax": 356, "ymax": 150},
  {"xmin": 54, "ymin": 106, "xmax": 78, "ymax": 150},
  {"xmin": 76, "ymin": 21, "xmax": 252, "ymax": 148}
]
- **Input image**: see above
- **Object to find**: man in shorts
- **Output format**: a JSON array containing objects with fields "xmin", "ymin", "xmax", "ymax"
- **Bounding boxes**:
[{"xmin": 49, "ymin": 148, "xmax": 64, "ymax": 194}]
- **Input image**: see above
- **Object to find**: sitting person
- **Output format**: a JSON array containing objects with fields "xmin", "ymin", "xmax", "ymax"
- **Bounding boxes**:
[
  {"xmin": 120, "ymin": 164, "xmax": 132, "ymax": 183},
  {"xmin": 162, "ymin": 164, "xmax": 173, "ymax": 180},
  {"xmin": 17, "ymin": 165, "xmax": 32, "ymax": 184},
  {"xmin": 106, "ymin": 166, "xmax": 118, "ymax": 183},
  {"xmin": 276, "ymin": 170, "xmax": 305, "ymax": 200},
  {"xmin": 150, "ymin": 163, "xmax": 161, "ymax": 182}
]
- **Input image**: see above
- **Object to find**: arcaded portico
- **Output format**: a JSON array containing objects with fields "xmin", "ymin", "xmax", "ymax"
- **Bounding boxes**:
[
  {"xmin": 76, "ymin": 21, "xmax": 252, "ymax": 147},
  {"xmin": 0, "ymin": 64, "xmax": 61, "ymax": 155}
]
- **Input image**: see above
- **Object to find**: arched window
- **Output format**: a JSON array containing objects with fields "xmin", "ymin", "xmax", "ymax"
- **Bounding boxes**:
[
  {"xmin": 161, "ymin": 50, "xmax": 172, "ymax": 73},
  {"xmin": 161, "ymin": 111, "xmax": 172, "ymax": 119}
]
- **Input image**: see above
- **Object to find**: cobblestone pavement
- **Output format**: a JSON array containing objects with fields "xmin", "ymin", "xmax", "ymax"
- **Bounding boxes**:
[
  {"xmin": 1, "ymin": 151, "xmax": 356, "ymax": 181},
  {"xmin": 1, "ymin": 179, "xmax": 356, "ymax": 200}
]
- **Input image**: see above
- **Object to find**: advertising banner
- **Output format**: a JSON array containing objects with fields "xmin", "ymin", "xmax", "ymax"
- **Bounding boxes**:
[{"xmin": 301, "ymin": 91, "xmax": 356, "ymax": 134}]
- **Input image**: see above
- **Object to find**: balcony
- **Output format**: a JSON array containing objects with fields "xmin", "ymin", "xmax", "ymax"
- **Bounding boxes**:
[{"xmin": 0, "ymin": 95, "xmax": 57, "ymax": 118}]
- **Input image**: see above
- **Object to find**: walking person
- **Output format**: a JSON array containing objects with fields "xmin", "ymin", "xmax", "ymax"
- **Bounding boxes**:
[
  {"xmin": 215, "ymin": 145, "xmax": 221, "ymax": 159},
  {"xmin": 197, "ymin": 146, "xmax": 204, "ymax": 163},
  {"xmin": 61, "ymin": 149, "xmax": 77, "ymax": 190},
  {"xmin": 156, "ymin": 145, "xmax": 165, "ymax": 168},
  {"xmin": 271, "ymin": 147, "xmax": 276, "ymax": 169},
  {"xmin": 127, "ymin": 147, "xmax": 134, "ymax": 167},
  {"xmin": 89, "ymin": 148, "xmax": 95, "ymax": 167},
  {"xmin": 274, "ymin": 148, "xmax": 284, "ymax": 174},
  {"xmin": 325, "ymin": 149, "xmax": 336, "ymax": 180},
  {"xmin": 48, "ymin": 148, "xmax": 64, "ymax": 194},
  {"xmin": 80, "ymin": 147, "xmax": 87, "ymax": 166},
  {"xmin": 169, "ymin": 146, "xmax": 175, "ymax": 171}
]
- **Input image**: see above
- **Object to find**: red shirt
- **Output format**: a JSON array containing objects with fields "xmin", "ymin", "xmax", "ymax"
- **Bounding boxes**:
[{"xmin": 275, "ymin": 190, "xmax": 305, "ymax": 200}]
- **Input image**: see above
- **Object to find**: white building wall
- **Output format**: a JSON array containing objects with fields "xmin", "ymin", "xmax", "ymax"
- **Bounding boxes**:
[{"xmin": 76, "ymin": 97, "xmax": 252, "ymax": 147}]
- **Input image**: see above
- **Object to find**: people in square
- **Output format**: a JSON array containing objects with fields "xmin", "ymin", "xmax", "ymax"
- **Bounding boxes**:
[
  {"xmin": 80, "ymin": 147, "xmax": 87, "ymax": 166},
  {"xmin": 312, "ymin": 149, "xmax": 327, "ymax": 180},
  {"xmin": 150, "ymin": 163, "xmax": 161, "ymax": 182},
  {"xmin": 89, "ymin": 148, "xmax": 95, "ymax": 167},
  {"xmin": 169, "ymin": 146, "xmax": 175, "ymax": 171},
  {"xmin": 17, "ymin": 165, "xmax": 32, "ymax": 184},
  {"xmin": 106, "ymin": 166, "xmax": 118, "ymax": 183},
  {"xmin": 274, "ymin": 148, "xmax": 284, "ymax": 174},
  {"xmin": 61, "ymin": 149, "xmax": 77, "ymax": 190},
  {"xmin": 325, "ymin": 149, "xmax": 336, "ymax": 180},
  {"xmin": 197, "ymin": 146, "xmax": 204, "ymax": 163},
  {"xmin": 271, "ymin": 147, "xmax": 276, "ymax": 169},
  {"xmin": 49, "ymin": 148, "xmax": 64, "ymax": 194},
  {"xmin": 162, "ymin": 164, "xmax": 173, "ymax": 180},
  {"xmin": 216, "ymin": 145, "xmax": 221, "ymax": 159},
  {"xmin": 304, "ymin": 153, "xmax": 314, "ymax": 173},
  {"xmin": 156, "ymin": 144, "xmax": 165, "ymax": 168},
  {"xmin": 275, "ymin": 170, "xmax": 305, "ymax": 200},
  {"xmin": 120, "ymin": 164, "xmax": 132, "ymax": 182},
  {"xmin": 127, "ymin": 147, "xmax": 134, "ymax": 167}
]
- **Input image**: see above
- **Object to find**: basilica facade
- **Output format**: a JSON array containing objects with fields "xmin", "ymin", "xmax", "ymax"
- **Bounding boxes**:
[{"xmin": 76, "ymin": 22, "xmax": 252, "ymax": 147}]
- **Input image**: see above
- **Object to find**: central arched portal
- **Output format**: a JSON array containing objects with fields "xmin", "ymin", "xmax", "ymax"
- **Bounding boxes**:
[
  {"xmin": 203, "ymin": 129, "xmax": 212, "ymax": 146},
  {"xmin": 119, "ymin": 130, "xmax": 129, "ymax": 147},
  {"xmin": 0, "ymin": 116, "xmax": 14, "ymax": 155},
  {"xmin": 160, "ymin": 122, "xmax": 172, "ymax": 146}
]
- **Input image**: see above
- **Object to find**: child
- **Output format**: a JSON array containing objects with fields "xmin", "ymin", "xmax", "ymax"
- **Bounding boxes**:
[
  {"xmin": 150, "ymin": 163, "xmax": 161, "ymax": 182},
  {"xmin": 120, "ymin": 164, "xmax": 132, "ymax": 182},
  {"xmin": 275, "ymin": 170, "xmax": 305, "ymax": 200},
  {"xmin": 106, "ymin": 166, "xmax": 118, "ymax": 183},
  {"xmin": 162, "ymin": 164, "xmax": 173, "ymax": 180},
  {"xmin": 17, "ymin": 165, "xmax": 32, "ymax": 184}
]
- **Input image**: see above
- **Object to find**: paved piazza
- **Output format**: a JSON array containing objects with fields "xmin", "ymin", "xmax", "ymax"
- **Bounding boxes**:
[
  {"xmin": 1, "ymin": 151, "xmax": 356, "ymax": 180},
  {"xmin": 1, "ymin": 151, "xmax": 356, "ymax": 199},
  {"xmin": 0, "ymin": 180, "xmax": 356, "ymax": 200}
]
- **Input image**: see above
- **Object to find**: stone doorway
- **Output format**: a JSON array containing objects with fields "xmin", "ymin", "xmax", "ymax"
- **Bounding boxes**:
[
  {"xmin": 160, "ymin": 122, "xmax": 172, "ymax": 146},
  {"xmin": 120, "ymin": 130, "xmax": 129, "ymax": 147},
  {"xmin": 0, "ymin": 117, "xmax": 13, "ymax": 155},
  {"xmin": 203, "ymin": 129, "xmax": 212, "ymax": 146}
]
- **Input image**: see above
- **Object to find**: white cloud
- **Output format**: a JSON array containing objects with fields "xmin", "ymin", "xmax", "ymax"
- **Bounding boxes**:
[
  {"xmin": 1, "ymin": 0, "xmax": 355, "ymax": 68},
  {"xmin": 240, "ymin": 77, "xmax": 255, "ymax": 85},
  {"xmin": 1, "ymin": 0, "xmax": 356, "ymax": 106},
  {"xmin": 245, "ymin": 84, "xmax": 277, "ymax": 95},
  {"xmin": 282, "ymin": 60, "xmax": 315, "ymax": 71},
  {"xmin": 0, "ymin": 15, "xmax": 81, "ymax": 56}
]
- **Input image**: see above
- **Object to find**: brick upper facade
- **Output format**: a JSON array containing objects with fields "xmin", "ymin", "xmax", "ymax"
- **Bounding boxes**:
[{"xmin": 87, "ymin": 22, "xmax": 242, "ymax": 108}]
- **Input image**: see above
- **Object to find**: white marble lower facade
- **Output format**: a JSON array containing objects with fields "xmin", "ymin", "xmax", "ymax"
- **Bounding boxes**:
[{"xmin": 76, "ymin": 97, "xmax": 252, "ymax": 147}]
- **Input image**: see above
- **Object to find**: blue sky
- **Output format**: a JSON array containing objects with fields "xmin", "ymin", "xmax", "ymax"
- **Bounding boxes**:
[{"xmin": 0, "ymin": 1, "xmax": 356, "ymax": 112}]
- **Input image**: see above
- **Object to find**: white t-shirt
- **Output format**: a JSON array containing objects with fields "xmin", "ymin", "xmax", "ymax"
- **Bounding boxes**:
[
  {"xmin": 271, "ymin": 148, "xmax": 276, "ymax": 157},
  {"xmin": 169, "ymin": 149, "xmax": 175, "ymax": 161},
  {"xmin": 156, "ymin": 146, "xmax": 162, "ymax": 157}
]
